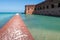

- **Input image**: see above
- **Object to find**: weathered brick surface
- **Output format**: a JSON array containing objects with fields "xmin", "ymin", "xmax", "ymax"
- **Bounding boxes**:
[{"xmin": 0, "ymin": 14, "xmax": 34, "ymax": 40}]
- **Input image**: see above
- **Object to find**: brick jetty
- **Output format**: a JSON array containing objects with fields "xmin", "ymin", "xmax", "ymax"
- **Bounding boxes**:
[{"xmin": 0, "ymin": 13, "xmax": 34, "ymax": 40}]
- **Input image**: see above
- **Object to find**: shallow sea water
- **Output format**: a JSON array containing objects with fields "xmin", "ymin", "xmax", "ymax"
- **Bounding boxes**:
[{"xmin": 0, "ymin": 12, "xmax": 60, "ymax": 40}]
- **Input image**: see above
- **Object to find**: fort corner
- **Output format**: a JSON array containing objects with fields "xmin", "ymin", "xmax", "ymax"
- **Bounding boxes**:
[{"xmin": 25, "ymin": 5, "xmax": 35, "ymax": 15}]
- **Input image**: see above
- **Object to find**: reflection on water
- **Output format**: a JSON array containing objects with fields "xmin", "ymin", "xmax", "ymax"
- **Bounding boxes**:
[{"xmin": 0, "ymin": 13, "xmax": 60, "ymax": 40}]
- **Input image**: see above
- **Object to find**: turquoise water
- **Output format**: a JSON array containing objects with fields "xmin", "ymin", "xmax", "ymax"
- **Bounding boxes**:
[{"xmin": 0, "ymin": 12, "xmax": 60, "ymax": 40}]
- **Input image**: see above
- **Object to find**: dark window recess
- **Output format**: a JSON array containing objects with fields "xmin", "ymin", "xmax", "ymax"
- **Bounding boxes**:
[
  {"xmin": 35, "ymin": 8, "xmax": 39, "ymax": 10},
  {"xmin": 51, "ymin": 4, "xmax": 54, "ymax": 8},
  {"xmin": 43, "ymin": 6, "xmax": 45, "ymax": 9},
  {"xmin": 40, "ymin": 7, "xmax": 42, "ymax": 10},
  {"xmin": 35, "ymin": 8, "xmax": 36, "ymax": 10},
  {"xmin": 28, "ymin": 8, "xmax": 29, "ymax": 10},
  {"xmin": 58, "ymin": 3, "xmax": 60, "ymax": 7},
  {"xmin": 46, "ymin": 6, "xmax": 49, "ymax": 9}
]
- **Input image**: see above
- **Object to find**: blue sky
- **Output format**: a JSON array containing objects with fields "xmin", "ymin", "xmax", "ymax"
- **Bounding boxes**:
[{"xmin": 0, "ymin": 0, "xmax": 45, "ymax": 12}]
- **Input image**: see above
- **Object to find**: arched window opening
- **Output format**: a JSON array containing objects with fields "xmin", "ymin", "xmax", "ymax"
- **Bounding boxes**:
[
  {"xmin": 51, "ymin": 4, "xmax": 54, "ymax": 8},
  {"xmin": 43, "ymin": 6, "xmax": 45, "ymax": 9},
  {"xmin": 58, "ymin": 3, "xmax": 60, "ymax": 7},
  {"xmin": 46, "ymin": 6, "xmax": 49, "ymax": 9}
]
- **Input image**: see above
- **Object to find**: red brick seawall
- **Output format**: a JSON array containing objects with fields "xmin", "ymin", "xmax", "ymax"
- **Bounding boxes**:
[{"xmin": 0, "ymin": 14, "xmax": 34, "ymax": 40}]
